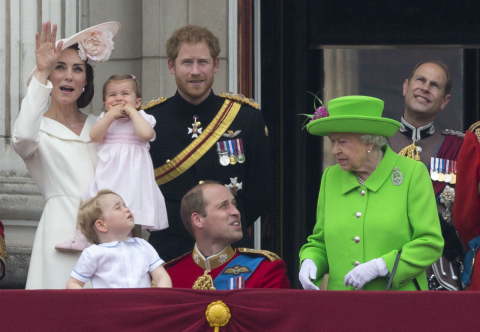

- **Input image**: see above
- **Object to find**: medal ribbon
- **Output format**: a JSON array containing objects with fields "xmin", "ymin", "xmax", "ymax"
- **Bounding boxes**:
[
  {"xmin": 236, "ymin": 138, "xmax": 244, "ymax": 155},
  {"xmin": 227, "ymin": 140, "xmax": 237, "ymax": 157}
]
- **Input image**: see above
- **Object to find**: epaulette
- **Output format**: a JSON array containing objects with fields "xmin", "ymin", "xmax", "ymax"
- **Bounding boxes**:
[
  {"xmin": 164, "ymin": 251, "xmax": 192, "ymax": 268},
  {"xmin": 140, "ymin": 97, "xmax": 167, "ymax": 110},
  {"xmin": 219, "ymin": 92, "xmax": 259, "ymax": 109},
  {"xmin": 469, "ymin": 121, "xmax": 480, "ymax": 144},
  {"xmin": 469, "ymin": 121, "xmax": 480, "ymax": 133},
  {"xmin": 441, "ymin": 129, "xmax": 465, "ymax": 139},
  {"xmin": 238, "ymin": 248, "xmax": 281, "ymax": 262}
]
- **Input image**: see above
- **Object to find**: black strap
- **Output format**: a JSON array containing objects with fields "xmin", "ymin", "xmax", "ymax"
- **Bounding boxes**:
[{"xmin": 386, "ymin": 251, "xmax": 421, "ymax": 291}]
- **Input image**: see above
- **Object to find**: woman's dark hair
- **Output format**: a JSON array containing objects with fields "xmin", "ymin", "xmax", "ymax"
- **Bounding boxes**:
[{"xmin": 67, "ymin": 44, "xmax": 94, "ymax": 108}]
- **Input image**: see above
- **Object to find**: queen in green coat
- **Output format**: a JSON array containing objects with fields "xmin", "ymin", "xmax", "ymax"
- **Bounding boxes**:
[{"xmin": 299, "ymin": 96, "xmax": 443, "ymax": 291}]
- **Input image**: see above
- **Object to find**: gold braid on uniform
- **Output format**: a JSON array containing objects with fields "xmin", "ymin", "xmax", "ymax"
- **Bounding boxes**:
[
  {"xmin": 237, "ymin": 248, "xmax": 281, "ymax": 262},
  {"xmin": 470, "ymin": 121, "xmax": 480, "ymax": 144},
  {"xmin": 140, "ymin": 97, "xmax": 167, "ymax": 110},
  {"xmin": 219, "ymin": 92, "xmax": 259, "ymax": 109},
  {"xmin": 398, "ymin": 140, "xmax": 421, "ymax": 161},
  {"xmin": 193, "ymin": 270, "xmax": 217, "ymax": 290}
]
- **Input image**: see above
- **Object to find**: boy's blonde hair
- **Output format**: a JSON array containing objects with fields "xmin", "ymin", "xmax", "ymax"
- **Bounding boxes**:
[{"xmin": 79, "ymin": 189, "xmax": 119, "ymax": 244}]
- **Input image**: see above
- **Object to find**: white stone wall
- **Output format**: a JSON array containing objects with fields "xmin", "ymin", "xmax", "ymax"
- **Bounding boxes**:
[{"xmin": 0, "ymin": 0, "xmax": 234, "ymax": 288}]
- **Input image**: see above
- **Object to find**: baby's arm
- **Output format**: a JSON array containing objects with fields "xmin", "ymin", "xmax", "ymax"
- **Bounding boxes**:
[
  {"xmin": 66, "ymin": 276, "xmax": 85, "ymax": 289},
  {"xmin": 151, "ymin": 265, "xmax": 172, "ymax": 288},
  {"xmin": 89, "ymin": 105, "xmax": 125, "ymax": 143},
  {"xmin": 122, "ymin": 104, "xmax": 154, "ymax": 142}
]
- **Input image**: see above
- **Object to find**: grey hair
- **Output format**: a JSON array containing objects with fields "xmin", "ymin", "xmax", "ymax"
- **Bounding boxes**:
[{"xmin": 358, "ymin": 134, "xmax": 387, "ymax": 148}]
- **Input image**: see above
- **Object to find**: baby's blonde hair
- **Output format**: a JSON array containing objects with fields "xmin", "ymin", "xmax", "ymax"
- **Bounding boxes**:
[{"xmin": 79, "ymin": 189, "xmax": 120, "ymax": 244}]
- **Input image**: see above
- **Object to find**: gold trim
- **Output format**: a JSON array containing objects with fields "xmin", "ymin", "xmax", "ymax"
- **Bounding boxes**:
[
  {"xmin": 192, "ymin": 245, "xmax": 236, "ymax": 270},
  {"xmin": 238, "ymin": 247, "xmax": 281, "ymax": 262},
  {"xmin": 398, "ymin": 140, "xmax": 421, "ymax": 161},
  {"xmin": 219, "ymin": 92, "xmax": 259, "ymax": 109},
  {"xmin": 469, "ymin": 121, "xmax": 480, "ymax": 133},
  {"xmin": 206, "ymin": 301, "xmax": 231, "ymax": 332},
  {"xmin": 193, "ymin": 270, "xmax": 216, "ymax": 290},
  {"xmin": 154, "ymin": 100, "xmax": 241, "ymax": 185},
  {"xmin": 140, "ymin": 97, "xmax": 167, "ymax": 110}
]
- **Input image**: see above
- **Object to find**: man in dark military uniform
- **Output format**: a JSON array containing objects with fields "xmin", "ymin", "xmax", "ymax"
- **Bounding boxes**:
[
  {"xmin": 389, "ymin": 61, "xmax": 464, "ymax": 290},
  {"xmin": 143, "ymin": 25, "xmax": 271, "ymax": 262},
  {"xmin": 165, "ymin": 182, "xmax": 289, "ymax": 289}
]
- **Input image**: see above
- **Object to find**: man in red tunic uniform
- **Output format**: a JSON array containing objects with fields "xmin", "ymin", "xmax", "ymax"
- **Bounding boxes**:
[
  {"xmin": 165, "ymin": 181, "xmax": 290, "ymax": 289},
  {"xmin": 453, "ymin": 122, "xmax": 480, "ymax": 290}
]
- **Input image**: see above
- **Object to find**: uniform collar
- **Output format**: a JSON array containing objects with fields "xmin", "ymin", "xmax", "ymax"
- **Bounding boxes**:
[
  {"xmin": 173, "ymin": 90, "xmax": 217, "ymax": 115},
  {"xmin": 399, "ymin": 116, "xmax": 435, "ymax": 141},
  {"xmin": 341, "ymin": 145, "xmax": 399, "ymax": 194},
  {"xmin": 192, "ymin": 244, "xmax": 236, "ymax": 270}
]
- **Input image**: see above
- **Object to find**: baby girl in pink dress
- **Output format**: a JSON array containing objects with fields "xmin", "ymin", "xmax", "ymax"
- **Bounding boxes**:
[{"xmin": 56, "ymin": 74, "xmax": 168, "ymax": 251}]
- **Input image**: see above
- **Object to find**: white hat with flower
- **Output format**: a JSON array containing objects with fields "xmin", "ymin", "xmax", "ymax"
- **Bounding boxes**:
[{"xmin": 27, "ymin": 21, "xmax": 121, "ymax": 85}]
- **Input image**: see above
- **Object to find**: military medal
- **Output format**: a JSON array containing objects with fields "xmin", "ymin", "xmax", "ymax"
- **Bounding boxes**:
[
  {"xmin": 217, "ymin": 142, "xmax": 230, "ymax": 166},
  {"xmin": 236, "ymin": 138, "xmax": 245, "ymax": 163},
  {"xmin": 392, "ymin": 167, "xmax": 403, "ymax": 186},
  {"xmin": 440, "ymin": 185, "xmax": 455, "ymax": 222},
  {"xmin": 438, "ymin": 159, "xmax": 445, "ymax": 182},
  {"xmin": 444, "ymin": 160, "xmax": 452, "ymax": 183},
  {"xmin": 450, "ymin": 161, "xmax": 457, "ymax": 184},
  {"xmin": 430, "ymin": 157, "xmax": 439, "ymax": 181},
  {"xmin": 188, "ymin": 115, "xmax": 202, "ymax": 138},
  {"xmin": 225, "ymin": 177, "xmax": 243, "ymax": 195},
  {"xmin": 227, "ymin": 140, "xmax": 237, "ymax": 165}
]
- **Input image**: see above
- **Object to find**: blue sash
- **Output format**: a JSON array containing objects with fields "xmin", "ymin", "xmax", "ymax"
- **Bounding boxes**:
[
  {"xmin": 461, "ymin": 236, "xmax": 480, "ymax": 287},
  {"xmin": 213, "ymin": 254, "xmax": 265, "ymax": 290}
]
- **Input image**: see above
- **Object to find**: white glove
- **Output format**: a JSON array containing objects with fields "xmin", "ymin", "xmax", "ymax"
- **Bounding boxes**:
[
  {"xmin": 344, "ymin": 258, "xmax": 388, "ymax": 290},
  {"xmin": 299, "ymin": 259, "xmax": 320, "ymax": 290}
]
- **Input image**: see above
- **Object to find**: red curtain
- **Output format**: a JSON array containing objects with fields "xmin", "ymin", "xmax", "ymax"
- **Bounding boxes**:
[{"xmin": 2, "ymin": 288, "xmax": 479, "ymax": 331}]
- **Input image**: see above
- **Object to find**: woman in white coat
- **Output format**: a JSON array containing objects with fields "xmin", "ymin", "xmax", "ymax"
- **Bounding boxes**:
[{"xmin": 12, "ymin": 21, "xmax": 120, "ymax": 289}]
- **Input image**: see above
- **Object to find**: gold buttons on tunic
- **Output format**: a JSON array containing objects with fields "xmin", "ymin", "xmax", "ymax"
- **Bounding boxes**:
[
  {"xmin": 354, "ymin": 236, "xmax": 360, "ymax": 243},
  {"xmin": 355, "ymin": 212, "xmax": 362, "ymax": 218},
  {"xmin": 360, "ymin": 190, "xmax": 365, "ymax": 196}
]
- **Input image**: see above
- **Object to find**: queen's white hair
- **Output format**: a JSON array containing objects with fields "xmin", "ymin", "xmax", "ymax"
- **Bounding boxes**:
[{"xmin": 357, "ymin": 134, "xmax": 387, "ymax": 148}]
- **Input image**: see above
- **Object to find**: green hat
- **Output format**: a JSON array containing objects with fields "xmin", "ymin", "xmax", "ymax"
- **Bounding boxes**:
[{"xmin": 306, "ymin": 95, "xmax": 400, "ymax": 137}]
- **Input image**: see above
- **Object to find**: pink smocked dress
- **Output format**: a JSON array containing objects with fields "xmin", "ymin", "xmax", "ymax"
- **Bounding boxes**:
[{"xmin": 83, "ymin": 110, "xmax": 168, "ymax": 231}]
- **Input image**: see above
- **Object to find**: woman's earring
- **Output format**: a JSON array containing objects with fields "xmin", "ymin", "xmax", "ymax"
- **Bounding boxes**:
[
  {"xmin": 82, "ymin": 87, "xmax": 85, "ymax": 93},
  {"xmin": 367, "ymin": 150, "xmax": 371, "ymax": 153}
]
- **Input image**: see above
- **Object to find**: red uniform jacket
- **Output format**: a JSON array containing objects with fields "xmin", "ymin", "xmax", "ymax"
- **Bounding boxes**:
[
  {"xmin": 453, "ymin": 129, "xmax": 480, "ymax": 290},
  {"xmin": 166, "ymin": 247, "xmax": 290, "ymax": 289}
]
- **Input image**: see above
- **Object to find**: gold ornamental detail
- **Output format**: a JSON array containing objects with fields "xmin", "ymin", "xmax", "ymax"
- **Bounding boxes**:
[{"xmin": 206, "ymin": 301, "xmax": 231, "ymax": 332}]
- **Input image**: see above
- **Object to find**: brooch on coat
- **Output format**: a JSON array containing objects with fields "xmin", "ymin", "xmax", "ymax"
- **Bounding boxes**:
[{"xmin": 392, "ymin": 167, "xmax": 403, "ymax": 186}]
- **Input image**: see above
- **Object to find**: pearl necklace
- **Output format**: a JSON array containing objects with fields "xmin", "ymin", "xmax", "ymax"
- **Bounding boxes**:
[{"xmin": 355, "ymin": 150, "xmax": 384, "ymax": 186}]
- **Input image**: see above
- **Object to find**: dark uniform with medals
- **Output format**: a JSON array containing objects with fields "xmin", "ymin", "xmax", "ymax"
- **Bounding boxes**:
[
  {"xmin": 390, "ymin": 116, "xmax": 464, "ymax": 290},
  {"xmin": 143, "ymin": 91, "xmax": 271, "ymax": 262}
]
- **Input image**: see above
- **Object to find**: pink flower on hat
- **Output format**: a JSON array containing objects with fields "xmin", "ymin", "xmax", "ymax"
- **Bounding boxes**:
[
  {"xmin": 78, "ymin": 30, "xmax": 114, "ymax": 67},
  {"xmin": 310, "ymin": 106, "xmax": 329, "ymax": 122}
]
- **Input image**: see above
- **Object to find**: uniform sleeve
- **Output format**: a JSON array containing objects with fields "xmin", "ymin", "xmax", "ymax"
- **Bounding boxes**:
[
  {"xmin": 298, "ymin": 167, "xmax": 330, "ymax": 285},
  {"xmin": 384, "ymin": 161, "xmax": 444, "ymax": 289},
  {"xmin": 139, "ymin": 239, "xmax": 164, "ymax": 272},
  {"xmin": 244, "ymin": 108, "xmax": 272, "ymax": 227},
  {"xmin": 71, "ymin": 248, "xmax": 98, "ymax": 283},
  {"xmin": 251, "ymin": 259, "xmax": 291, "ymax": 288},
  {"xmin": 139, "ymin": 110, "xmax": 157, "ymax": 142},
  {"xmin": 12, "ymin": 76, "xmax": 53, "ymax": 160},
  {"xmin": 0, "ymin": 221, "xmax": 6, "ymax": 281},
  {"xmin": 453, "ymin": 130, "xmax": 480, "ymax": 247}
]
